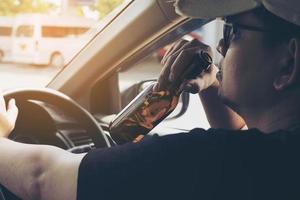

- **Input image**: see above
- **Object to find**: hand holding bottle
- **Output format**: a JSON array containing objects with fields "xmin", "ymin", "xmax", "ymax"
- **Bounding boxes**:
[
  {"xmin": 154, "ymin": 39, "xmax": 219, "ymax": 94},
  {"xmin": 109, "ymin": 39, "xmax": 215, "ymax": 144}
]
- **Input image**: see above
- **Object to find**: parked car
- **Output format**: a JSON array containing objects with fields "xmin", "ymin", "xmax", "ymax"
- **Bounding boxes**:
[
  {"xmin": 0, "ymin": 16, "xmax": 14, "ymax": 62},
  {"xmin": 0, "ymin": 14, "xmax": 98, "ymax": 68},
  {"xmin": 11, "ymin": 14, "xmax": 99, "ymax": 68}
]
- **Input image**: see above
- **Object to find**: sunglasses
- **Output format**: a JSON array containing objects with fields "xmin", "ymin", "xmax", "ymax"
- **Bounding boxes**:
[{"xmin": 223, "ymin": 22, "xmax": 272, "ymax": 49}]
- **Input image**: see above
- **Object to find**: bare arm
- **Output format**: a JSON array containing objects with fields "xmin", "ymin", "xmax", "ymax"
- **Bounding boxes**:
[
  {"xmin": 0, "ymin": 96, "xmax": 86, "ymax": 200},
  {"xmin": 0, "ymin": 138, "xmax": 85, "ymax": 200}
]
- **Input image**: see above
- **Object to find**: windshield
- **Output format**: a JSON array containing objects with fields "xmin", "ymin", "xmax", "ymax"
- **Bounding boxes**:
[{"xmin": 0, "ymin": 0, "xmax": 130, "ymax": 90}]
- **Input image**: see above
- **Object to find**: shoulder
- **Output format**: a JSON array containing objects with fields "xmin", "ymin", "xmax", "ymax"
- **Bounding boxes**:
[{"xmin": 77, "ymin": 128, "xmax": 300, "ymax": 200}]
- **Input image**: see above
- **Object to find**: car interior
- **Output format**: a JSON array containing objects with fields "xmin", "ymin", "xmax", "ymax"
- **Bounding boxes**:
[{"xmin": 0, "ymin": 0, "xmax": 223, "ymax": 199}]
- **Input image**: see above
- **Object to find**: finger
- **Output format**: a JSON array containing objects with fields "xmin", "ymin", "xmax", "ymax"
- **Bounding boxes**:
[
  {"xmin": 7, "ymin": 99, "xmax": 18, "ymax": 127},
  {"xmin": 167, "ymin": 39, "xmax": 199, "ymax": 60},
  {"xmin": 158, "ymin": 45, "xmax": 193, "ymax": 90},
  {"xmin": 158, "ymin": 40, "xmax": 190, "ymax": 91},
  {"xmin": 156, "ymin": 55, "xmax": 174, "ymax": 91},
  {"xmin": 161, "ymin": 43, "xmax": 176, "ymax": 65},
  {"xmin": 162, "ymin": 39, "xmax": 198, "ymax": 65},
  {"xmin": 161, "ymin": 40, "xmax": 188, "ymax": 65},
  {"xmin": 174, "ymin": 39, "xmax": 212, "ymax": 56},
  {"xmin": 165, "ymin": 39, "xmax": 211, "ymax": 65},
  {"xmin": 168, "ymin": 40, "xmax": 212, "ymax": 80},
  {"xmin": 169, "ymin": 47, "xmax": 198, "ymax": 82},
  {"xmin": 158, "ymin": 40, "xmax": 212, "ymax": 91},
  {"xmin": 0, "ymin": 90, "xmax": 6, "ymax": 113}
]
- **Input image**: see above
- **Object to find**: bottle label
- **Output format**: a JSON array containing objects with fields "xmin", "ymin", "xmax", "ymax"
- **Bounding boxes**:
[
  {"xmin": 123, "ymin": 91, "xmax": 179, "ymax": 130},
  {"xmin": 109, "ymin": 87, "xmax": 179, "ymax": 144},
  {"xmin": 109, "ymin": 50, "xmax": 212, "ymax": 144}
]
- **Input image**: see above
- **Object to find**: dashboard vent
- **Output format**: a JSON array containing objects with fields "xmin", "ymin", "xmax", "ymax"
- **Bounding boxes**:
[
  {"xmin": 59, "ymin": 129, "xmax": 95, "ymax": 153},
  {"xmin": 59, "ymin": 129, "xmax": 94, "ymax": 147},
  {"xmin": 68, "ymin": 131, "xmax": 93, "ymax": 146}
]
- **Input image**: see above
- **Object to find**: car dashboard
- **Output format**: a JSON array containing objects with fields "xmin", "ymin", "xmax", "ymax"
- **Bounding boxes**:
[{"xmin": 10, "ymin": 100, "xmax": 98, "ymax": 153}]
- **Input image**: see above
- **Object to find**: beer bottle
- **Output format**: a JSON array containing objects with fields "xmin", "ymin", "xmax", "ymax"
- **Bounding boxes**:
[{"xmin": 109, "ymin": 50, "xmax": 212, "ymax": 144}]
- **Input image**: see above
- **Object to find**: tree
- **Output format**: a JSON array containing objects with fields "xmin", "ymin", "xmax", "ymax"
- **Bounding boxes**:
[
  {"xmin": 93, "ymin": 0, "xmax": 124, "ymax": 19},
  {"xmin": 0, "ymin": 0, "xmax": 124, "ymax": 19},
  {"xmin": 0, "ymin": 0, "xmax": 56, "ymax": 16}
]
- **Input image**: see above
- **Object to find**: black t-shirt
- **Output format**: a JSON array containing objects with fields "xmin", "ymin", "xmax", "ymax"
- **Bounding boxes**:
[{"xmin": 77, "ymin": 128, "xmax": 300, "ymax": 200}]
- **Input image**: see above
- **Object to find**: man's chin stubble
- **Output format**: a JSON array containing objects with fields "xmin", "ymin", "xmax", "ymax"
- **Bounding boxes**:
[{"xmin": 218, "ymin": 89, "xmax": 241, "ymax": 115}]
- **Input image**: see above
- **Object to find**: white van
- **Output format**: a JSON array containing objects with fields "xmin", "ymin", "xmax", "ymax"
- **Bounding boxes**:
[
  {"xmin": 11, "ymin": 14, "xmax": 97, "ymax": 67},
  {"xmin": 0, "ymin": 16, "xmax": 14, "ymax": 62}
]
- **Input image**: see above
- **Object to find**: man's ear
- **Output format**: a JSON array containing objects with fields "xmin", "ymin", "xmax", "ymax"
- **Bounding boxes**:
[{"xmin": 273, "ymin": 38, "xmax": 300, "ymax": 91}]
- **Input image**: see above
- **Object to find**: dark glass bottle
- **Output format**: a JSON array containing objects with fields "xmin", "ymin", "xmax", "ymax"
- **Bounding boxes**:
[{"xmin": 109, "ymin": 51, "xmax": 212, "ymax": 144}]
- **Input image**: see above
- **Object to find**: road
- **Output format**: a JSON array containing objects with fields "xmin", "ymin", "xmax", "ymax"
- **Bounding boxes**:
[
  {"xmin": 0, "ymin": 57, "xmax": 161, "ymax": 91},
  {"xmin": 0, "ymin": 62, "xmax": 60, "ymax": 91}
]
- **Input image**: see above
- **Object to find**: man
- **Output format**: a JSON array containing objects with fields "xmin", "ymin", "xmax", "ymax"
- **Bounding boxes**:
[{"xmin": 0, "ymin": 0, "xmax": 300, "ymax": 199}]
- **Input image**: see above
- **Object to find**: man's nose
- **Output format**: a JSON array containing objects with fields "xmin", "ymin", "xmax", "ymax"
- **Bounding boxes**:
[{"xmin": 216, "ymin": 39, "xmax": 226, "ymax": 57}]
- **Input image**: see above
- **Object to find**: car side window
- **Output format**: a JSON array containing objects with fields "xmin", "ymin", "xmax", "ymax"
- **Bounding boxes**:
[
  {"xmin": 16, "ymin": 25, "xmax": 34, "ymax": 37},
  {"xmin": 118, "ymin": 21, "xmax": 222, "ymax": 134},
  {"xmin": 0, "ymin": 0, "xmax": 132, "ymax": 90}
]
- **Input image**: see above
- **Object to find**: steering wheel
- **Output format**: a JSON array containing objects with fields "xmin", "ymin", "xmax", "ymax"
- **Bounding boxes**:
[{"xmin": 0, "ymin": 88, "xmax": 111, "ymax": 200}]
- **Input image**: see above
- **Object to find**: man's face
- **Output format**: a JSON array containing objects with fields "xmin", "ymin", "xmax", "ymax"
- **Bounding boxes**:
[{"xmin": 217, "ymin": 11, "xmax": 282, "ymax": 114}]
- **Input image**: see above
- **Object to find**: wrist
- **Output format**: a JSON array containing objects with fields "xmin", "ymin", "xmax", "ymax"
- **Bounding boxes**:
[
  {"xmin": 199, "ymin": 79, "xmax": 219, "ymax": 94},
  {"xmin": 0, "ymin": 121, "xmax": 13, "ymax": 138}
]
